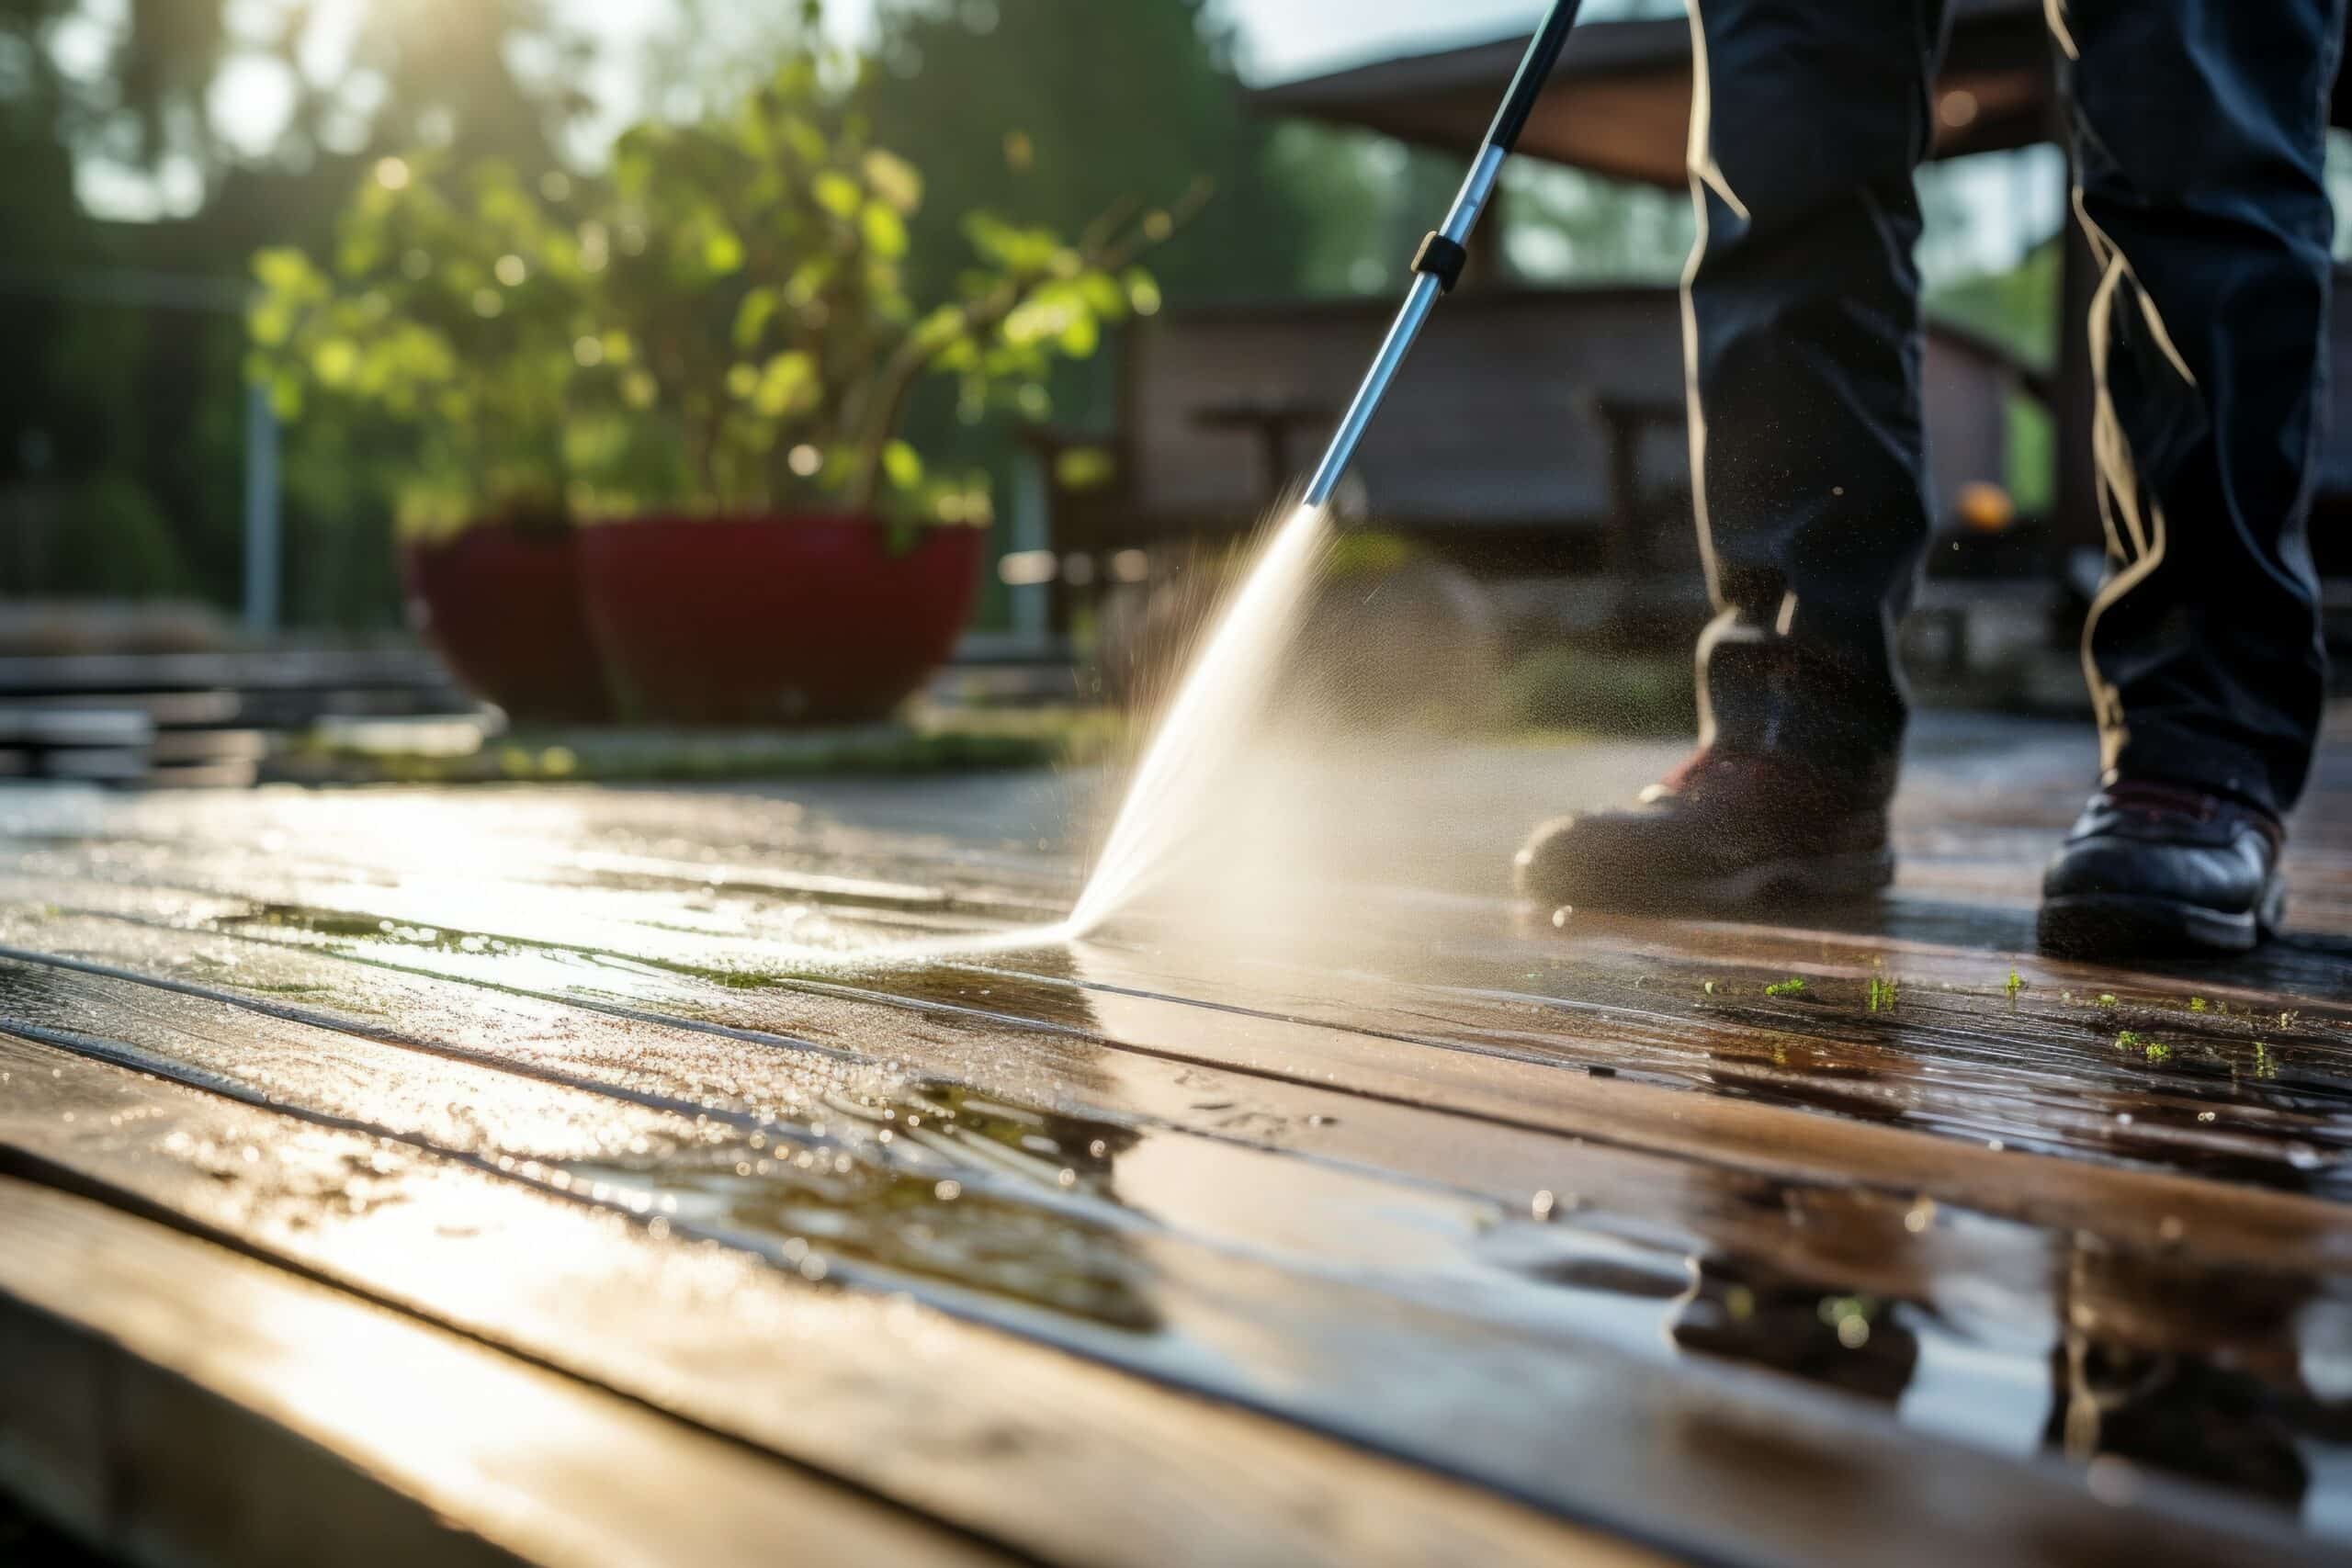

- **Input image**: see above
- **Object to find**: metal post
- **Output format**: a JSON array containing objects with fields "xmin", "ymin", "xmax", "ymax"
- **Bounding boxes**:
[
  {"xmin": 1009, "ymin": 446, "xmax": 1050, "ymax": 651},
  {"xmin": 243, "ymin": 379, "xmax": 281, "ymax": 641}
]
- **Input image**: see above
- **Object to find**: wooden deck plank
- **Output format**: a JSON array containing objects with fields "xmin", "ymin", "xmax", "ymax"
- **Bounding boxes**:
[
  {"xmin": 936, "ymin": 934, "xmax": 2352, "ymax": 1183},
  {"xmin": 0, "ymin": 912, "xmax": 2082, "ymax": 1302},
  {"xmin": 3, "ymin": 897, "xmax": 2346, "ymax": 1359},
  {"xmin": 2, "ymin": 707, "xmax": 2347, "ymax": 1561},
  {"xmin": 19, "ymin": 822, "xmax": 2349, "ymax": 1235},
  {"xmin": 11, "ymin": 791, "xmax": 2346, "ymax": 1183},
  {"xmin": 0, "ymin": 1178, "xmax": 1016, "ymax": 1568},
  {"xmin": 13, "ymin": 880, "xmax": 2352, "ymax": 1277},
  {"xmin": 0, "ymin": 1032, "xmax": 2327, "ymax": 1567},
  {"xmin": 7, "ymin": 920, "xmax": 2352, "ymax": 1551},
  {"xmin": 0, "ymin": 908, "xmax": 2137, "ymax": 1443},
  {"xmin": 0, "ymin": 951, "xmax": 1583, "ymax": 1338},
  {"xmin": 0, "ymin": 1036, "xmax": 1654, "ymax": 1568},
  {"xmin": 14, "ymin": 846, "xmax": 2350, "ymax": 1169}
]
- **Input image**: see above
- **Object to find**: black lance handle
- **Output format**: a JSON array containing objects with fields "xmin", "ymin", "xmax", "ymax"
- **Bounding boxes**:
[
  {"xmin": 1302, "ymin": 0, "xmax": 1588, "ymax": 507},
  {"xmin": 1410, "ymin": 0, "xmax": 1585, "ymax": 296},
  {"xmin": 1487, "ymin": 0, "xmax": 1584, "ymax": 155}
]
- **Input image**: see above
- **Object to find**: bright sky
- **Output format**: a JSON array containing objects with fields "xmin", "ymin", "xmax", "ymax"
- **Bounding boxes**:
[
  {"xmin": 573, "ymin": 0, "xmax": 1556, "ymax": 89},
  {"xmin": 70, "ymin": 0, "xmax": 1562, "ymax": 218},
  {"xmin": 559, "ymin": 0, "xmax": 2044, "ymax": 277},
  {"xmin": 1219, "ymin": 0, "xmax": 1556, "ymax": 79},
  {"xmin": 565, "ymin": 0, "xmax": 1563, "ymax": 153}
]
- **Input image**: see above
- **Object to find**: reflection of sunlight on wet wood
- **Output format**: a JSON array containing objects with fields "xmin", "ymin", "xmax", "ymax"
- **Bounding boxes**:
[
  {"xmin": 1110, "ymin": 1131, "xmax": 1487, "ymax": 1276},
  {"xmin": 0, "ymin": 1044, "xmax": 1613, "ymax": 1566},
  {"xmin": 0, "ymin": 1179, "xmax": 992, "ymax": 1564}
]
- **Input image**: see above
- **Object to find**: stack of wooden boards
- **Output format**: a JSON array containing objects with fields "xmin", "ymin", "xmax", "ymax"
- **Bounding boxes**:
[{"xmin": 0, "ymin": 649, "xmax": 472, "ymax": 787}]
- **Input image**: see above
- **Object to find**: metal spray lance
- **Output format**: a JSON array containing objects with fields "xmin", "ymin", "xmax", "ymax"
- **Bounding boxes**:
[{"xmin": 1300, "ymin": 0, "xmax": 1588, "ymax": 509}]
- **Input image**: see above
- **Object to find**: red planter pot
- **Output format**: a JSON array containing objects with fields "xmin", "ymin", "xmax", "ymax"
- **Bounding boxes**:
[
  {"xmin": 577, "ymin": 514, "xmax": 984, "ymax": 726},
  {"xmin": 402, "ymin": 525, "xmax": 614, "ymax": 724}
]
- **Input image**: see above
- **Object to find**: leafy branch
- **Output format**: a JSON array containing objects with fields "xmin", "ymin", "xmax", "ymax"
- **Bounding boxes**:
[{"xmin": 842, "ymin": 177, "xmax": 1207, "ymax": 513}]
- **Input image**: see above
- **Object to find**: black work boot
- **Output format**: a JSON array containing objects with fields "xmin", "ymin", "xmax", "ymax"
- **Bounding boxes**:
[
  {"xmin": 2038, "ymin": 780, "xmax": 2287, "ymax": 958},
  {"xmin": 1514, "ymin": 749, "xmax": 1896, "ymax": 914}
]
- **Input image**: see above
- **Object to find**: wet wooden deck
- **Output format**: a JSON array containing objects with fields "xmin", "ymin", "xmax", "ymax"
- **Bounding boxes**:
[{"xmin": 2, "ymin": 707, "xmax": 2349, "ymax": 1565}]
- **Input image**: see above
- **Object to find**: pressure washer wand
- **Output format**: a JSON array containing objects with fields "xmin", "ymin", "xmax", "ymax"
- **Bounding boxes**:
[{"xmin": 1301, "ymin": 0, "xmax": 1586, "ymax": 510}]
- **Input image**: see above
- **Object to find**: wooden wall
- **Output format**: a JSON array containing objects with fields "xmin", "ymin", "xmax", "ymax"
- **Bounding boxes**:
[{"xmin": 1119, "ymin": 286, "xmax": 2020, "ymax": 545}]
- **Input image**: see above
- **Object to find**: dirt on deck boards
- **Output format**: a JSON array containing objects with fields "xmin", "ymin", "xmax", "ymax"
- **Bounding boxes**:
[{"xmin": 0, "ymin": 708, "xmax": 2347, "ymax": 1566}]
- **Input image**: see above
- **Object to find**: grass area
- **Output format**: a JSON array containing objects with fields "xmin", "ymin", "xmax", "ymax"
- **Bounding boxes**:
[
  {"xmin": 1498, "ymin": 647, "xmax": 1697, "ymax": 739},
  {"xmin": 277, "ymin": 640, "xmax": 1705, "ymax": 788},
  {"xmin": 276, "ymin": 705, "xmax": 1136, "ymax": 786}
]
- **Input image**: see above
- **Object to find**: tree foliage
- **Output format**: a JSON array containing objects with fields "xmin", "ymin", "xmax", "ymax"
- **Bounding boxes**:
[
  {"xmin": 96, "ymin": 0, "xmax": 585, "ymax": 194},
  {"xmin": 5, "ymin": 0, "xmax": 2083, "ymax": 632},
  {"xmin": 860, "ymin": 0, "xmax": 1294, "ymax": 307},
  {"xmin": 2, "ymin": 0, "xmax": 597, "ymax": 626}
]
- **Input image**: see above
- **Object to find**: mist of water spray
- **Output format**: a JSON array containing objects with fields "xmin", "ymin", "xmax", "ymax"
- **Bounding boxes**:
[{"xmin": 1066, "ymin": 502, "xmax": 1334, "ymax": 936}]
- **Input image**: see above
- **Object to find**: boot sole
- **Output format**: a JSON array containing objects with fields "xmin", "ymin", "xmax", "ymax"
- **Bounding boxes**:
[
  {"xmin": 1696, "ymin": 849, "xmax": 1895, "ymax": 910},
  {"xmin": 2037, "ymin": 878, "xmax": 2285, "ymax": 960},
  {"xmin": 1560, "ymin": 849, "xmax": 1895, "ymax": 916}
]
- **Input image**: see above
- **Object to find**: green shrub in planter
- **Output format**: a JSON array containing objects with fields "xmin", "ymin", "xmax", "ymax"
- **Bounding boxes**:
[
  {"xmin": 250, "ymin": 47, "xmax": 1186, "ymax": 546},
  {"xmin": 249, "ymin": 154, "xmax": 594, "ymax": 537}
]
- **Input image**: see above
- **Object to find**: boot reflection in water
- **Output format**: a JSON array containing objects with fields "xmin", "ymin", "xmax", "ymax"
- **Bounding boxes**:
[
  {"xmin": 2045, "ymin": 1241, "xmax": 2314, "ymax": 1509},
  {"xmin": 1670, "ymin": 1255, "xmax": 1920, "ymax": 1407}
]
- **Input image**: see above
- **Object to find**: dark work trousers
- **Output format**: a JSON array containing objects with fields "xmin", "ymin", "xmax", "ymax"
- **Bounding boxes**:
[{"xmin": 1684, "ymin": 0, "xmax": 2345, "ymax": 818}]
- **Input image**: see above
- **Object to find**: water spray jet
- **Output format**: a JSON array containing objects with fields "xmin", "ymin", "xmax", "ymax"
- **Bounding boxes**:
[{"xmin": 1069, "ymin": 1, "xmax": 1590, "ymax": 937}]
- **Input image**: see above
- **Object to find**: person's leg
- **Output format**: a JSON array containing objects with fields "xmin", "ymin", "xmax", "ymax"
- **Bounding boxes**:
[
  {"xmin": 1686, "ymin": 0, "xmax": 1952, "ymax": 781},
  {"xmin": 2038, "ymin": 0, "xmax": 2345, "ymax": 956},
  {"xmin": 1516, "ymin": 0, "xmax": 1948, "ymax": 912},
  {"xmin": 2057, "ymin": 0, "xmax": 2342, "ymax": 818}
]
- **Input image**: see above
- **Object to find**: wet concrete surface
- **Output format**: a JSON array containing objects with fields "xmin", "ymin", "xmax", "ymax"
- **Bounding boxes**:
[{"xmin": 1, "ymin": 709, "xmax": 2349, "ymax": 1563}]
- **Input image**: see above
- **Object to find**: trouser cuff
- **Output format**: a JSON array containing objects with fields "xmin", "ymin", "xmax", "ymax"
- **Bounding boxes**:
[{"xmin": 2105, "ymin": 726, "xmax": 2296, "ymax": 822}]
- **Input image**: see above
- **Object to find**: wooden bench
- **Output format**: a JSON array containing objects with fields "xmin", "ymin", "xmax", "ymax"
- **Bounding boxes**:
[{"xmin": 1031, "ymin": 285, "xmax": 2030, "ymax": 635}]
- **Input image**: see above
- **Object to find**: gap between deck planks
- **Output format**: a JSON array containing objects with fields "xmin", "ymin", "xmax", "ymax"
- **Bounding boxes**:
[{"xmin": 0, "ymin": 1033, "xmax": 2324, "ymax": 1568}]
